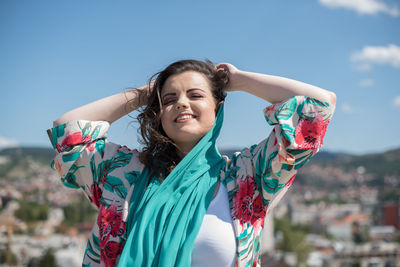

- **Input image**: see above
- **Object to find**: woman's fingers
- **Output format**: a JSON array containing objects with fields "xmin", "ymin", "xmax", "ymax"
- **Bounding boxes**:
[{"xmin": 216, "ymin": 63, "xmax": 238, "ymax": 74}]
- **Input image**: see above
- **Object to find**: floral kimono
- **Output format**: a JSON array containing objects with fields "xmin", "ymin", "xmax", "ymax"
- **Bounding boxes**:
[{"xmin": 47, "ymin": 95, "xmax": 334, "ymax": 267}]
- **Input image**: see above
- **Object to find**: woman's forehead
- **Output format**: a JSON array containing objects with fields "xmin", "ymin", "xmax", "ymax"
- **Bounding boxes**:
[{"xmin": 162, "ymin": 71, "xmax": 211, "ymax": 93}]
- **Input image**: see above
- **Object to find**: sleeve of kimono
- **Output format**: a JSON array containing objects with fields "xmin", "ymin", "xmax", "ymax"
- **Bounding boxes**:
[
  {"xmin": 46, "ymin": 120, "xmax": 131, "ymax": 208},
  {"xmin": 227, "ymin": 95, "xmax": 335, "ymax": 218},
  {"xmin": 257, "ymin": 95, "xmax": 334, "ymax": 211}
]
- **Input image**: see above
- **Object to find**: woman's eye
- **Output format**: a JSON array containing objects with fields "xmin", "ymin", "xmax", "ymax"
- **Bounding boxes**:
[
  {"xmin": 163, "ymin": 98, "xmax": 175, "ymax": 105},
  {"xmin": 191, "ymin": 94, "xmax": 203, "ymax": 98}
]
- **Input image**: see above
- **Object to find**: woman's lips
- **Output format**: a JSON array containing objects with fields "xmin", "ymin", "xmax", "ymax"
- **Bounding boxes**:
[{"xmin": 175, "ymin": 113, "xmax": 196, "ymax": 122}]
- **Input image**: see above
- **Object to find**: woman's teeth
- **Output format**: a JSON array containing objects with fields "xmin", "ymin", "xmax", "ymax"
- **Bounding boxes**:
[{"xmin": 176, "ymin": 115, "xmax": 195, "ymax": 122}]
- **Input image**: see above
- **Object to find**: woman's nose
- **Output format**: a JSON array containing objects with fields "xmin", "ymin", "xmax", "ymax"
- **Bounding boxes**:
[{"xmin": 175, "ymin": 98, "xmax": 189, "ymax": 110}]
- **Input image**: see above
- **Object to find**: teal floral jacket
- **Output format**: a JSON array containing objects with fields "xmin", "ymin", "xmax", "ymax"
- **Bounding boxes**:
[{"xmin": 47, "ymin": 96, "xmax": 335, "ymax": 267}]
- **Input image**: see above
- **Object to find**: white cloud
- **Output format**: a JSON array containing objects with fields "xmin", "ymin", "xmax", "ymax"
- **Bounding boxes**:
[
  {"xmin": 350, "ymin": 44, "xmax": 400, "ymax": 71},
  {"xmin": 393, "ymin": 96, "xmax": 400, "ymax": 109},
  {"xmin": 0, "ymin": 136, "xmax": 19, "ymax": 149},
  {"xmin": 341, "ymin": 103, "xmax": 356, "ymax": 114},
  {"xmin": 318, "ymin": 0, "xmax": 399, "ymax": 17},
  {"xmin": 358, "ymin": 79, "xmax": 374, "ymax": 87}
]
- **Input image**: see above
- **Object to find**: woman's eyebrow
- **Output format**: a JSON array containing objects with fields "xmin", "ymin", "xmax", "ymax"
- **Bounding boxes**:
[
  {"xmin": 187, "ymin": 88, "xmax": 206, "ymax": 93},
  {"xmin": 162, "ymin": 88, "xmax": 205, "ymax": 99}
]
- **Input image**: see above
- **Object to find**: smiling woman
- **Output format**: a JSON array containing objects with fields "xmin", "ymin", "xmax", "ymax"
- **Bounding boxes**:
[
  {"xmin": 160, "ymin": 72, "xmax": 217, "ymax": 155},
  {"xmin": 47, "ymin": 58, "xmax": 336, "ymax": 267},
  {"xmin": 136, "ymin": 60, "xmax": 228, "ymax": 176}
]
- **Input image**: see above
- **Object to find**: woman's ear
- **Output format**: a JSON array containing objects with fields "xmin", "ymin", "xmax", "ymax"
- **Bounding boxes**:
[{"xmin": 215, "ymin": 100, "xmax": 224, "ymax": 113}]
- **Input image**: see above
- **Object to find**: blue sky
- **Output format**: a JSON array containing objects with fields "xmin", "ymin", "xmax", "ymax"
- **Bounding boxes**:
[{"xmin": 0, "ymin": 0, "xmax": 399, "ymax": 155}]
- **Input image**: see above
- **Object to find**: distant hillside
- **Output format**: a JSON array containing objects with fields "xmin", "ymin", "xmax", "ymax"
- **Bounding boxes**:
[
  {"xmin": 0, "ymin": 146, "xmax": 399, "ymax": 180},
  {"xmin": 0, "ymin": 146, "xmax": 54, "ymax": 178},
  {"xmin": 220, "ymin": 148, "xmax": 400, "ymax": 177},
  {"xmin": 0, "ymin": 146, "xmax": 55, "ymax": 164},
  {"xmin": 311, "ymin": 148, "xmax": 400, "ymax": 176}
]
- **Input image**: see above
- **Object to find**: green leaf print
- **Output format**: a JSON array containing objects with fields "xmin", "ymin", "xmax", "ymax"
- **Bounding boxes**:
[
  {"xmin": 281, "ymin": 163, "xmax": 294, "ymax": 172},
  {"xmin": 109, "ymin": 152, "xmax": 132, "ymax": 172},
  {"xmin": 81, "ymin": 122, "xmax": 93, "ymax": 137},
  {"xmin": 62, "ymin": 151, "xmax": 81, "ymax": 162},
  {"xmin": 48, "ymin": 123, "xmax": 66, "ymax": 149},
  {"xmin": 262, "ymin": 178, "xmax": 279, "ymax": 194},
  {"xmin": 255, "ymin": 148, "xmax": 275, "ymax": 178},
  {"xmin": 104, "ymin": 175, "xmax": 127, "ymax": 198},
  {"xmin": 294, "ymin": 156, "xmax": 312, "ymax": 170},
  {"xmin": 276, "ymin": 97, "xmax": 297, "ymax": 121},
  {"xmin": 96, "ymin": 159, "xmax": 112, "ymax": 183},
  {"xmin": 90, "ymin": 155, "xmax": 97, "ymax": 180},
  {"xmin": 124, "ymin": 171, "xmax": 141, "ymax": 186},
  {"xmin": 62, "ymin": 173, "xmax": 80, "ymax": 188},
  {"xmin": 280, "ymin": 124, "xmax": 295, "ymax": 143},
  {"xmin": 91, "ymin": 124, "xmax": 102, "ymax": 139},
  {"xmin": 304, "ymin": 96, "xmax": 328, "ymax": 108},
  {"xmin": 95, "ymin": 139, "xmax": 105, "ymax": 157}
]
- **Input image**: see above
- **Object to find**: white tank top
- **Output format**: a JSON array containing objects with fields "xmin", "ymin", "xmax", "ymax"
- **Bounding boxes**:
[{"xmin": 191, "ymin": 183, "xmax": 237, "ymax": 267}]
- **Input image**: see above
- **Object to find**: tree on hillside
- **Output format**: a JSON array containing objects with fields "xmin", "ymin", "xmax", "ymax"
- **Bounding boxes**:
[
  {"xmin": 39, "ymin": 248, "xmax": 58, "ymax": 267},
  {"xmin": 15, "ymin": 200, "xmax": 50, "ymax": 222},
  {"xmin": 274, "ymin": 217, "xmax": 313, "ymax": 266},
  {"xmin": 62, "ymin": 194, "xmax": 97, "ymax": 226}
]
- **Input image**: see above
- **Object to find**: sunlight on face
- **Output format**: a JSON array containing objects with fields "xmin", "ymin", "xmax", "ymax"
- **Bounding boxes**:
[{"xmin": 160, "ymin": 71, "xmax": 217, "ymax": 154}]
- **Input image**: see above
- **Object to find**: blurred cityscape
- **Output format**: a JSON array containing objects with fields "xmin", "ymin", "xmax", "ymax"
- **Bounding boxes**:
[{"xmin": 0, "ymin": 146, "xmax": 399, "ymax": 267}]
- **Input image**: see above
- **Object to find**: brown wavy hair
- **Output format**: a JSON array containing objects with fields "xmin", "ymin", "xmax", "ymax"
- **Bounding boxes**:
[{"xmin": 135, "ymin": 58, "xmax": 230, "ymax": 178}]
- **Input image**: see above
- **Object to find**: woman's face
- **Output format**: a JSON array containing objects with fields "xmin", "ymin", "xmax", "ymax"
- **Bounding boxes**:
[{"xmin": 160, "ymin": 71, "xmax": 217, "ymax": 155}]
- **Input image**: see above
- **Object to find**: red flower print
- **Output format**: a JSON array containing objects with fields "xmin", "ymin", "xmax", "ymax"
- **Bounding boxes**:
[
  {"xmin": 56, "ymin": 132, "xmax": 93, "ymax": 152},
  {"xmin": 97, "ymin": 203, "xmax": 125, "ymax": 266},
  {"xmin": 264, "ymin": 104, "xmax": 279, "ymax": 122},
  {"xmin": 116, "ymin": 145, "xmax": 131, "ymax": 153},
  {"xmin": 285, "ymin": 174, "xmax": 296, "ymax": 187},
  {"xmin": 100, "ymin": 170, "xmax": 109, "ymax": 187},
  {"xmin": 89, "ymin": 182, "xmax": 102, "ymax": 208},
  {"xmin": 87, "ymin": 140, "xmax": 95, "ymax": 152},
  {"xmin": 295, "ymin": 115, "xmax": 329, "ymax": 153},
  {"xmin": 233, "ymin": 176, "xmax": 267, "ymax": 228},
  {"xmin": 264, "ymin": 104, "xmax": 276, "ymax": 112},
  {"xmin": 97, "ymin": 204, "xmax": 125, "ymax": 239},
  {"xmin": 101, "ymin": 241, "xmax": 123, "ymax": 267}
]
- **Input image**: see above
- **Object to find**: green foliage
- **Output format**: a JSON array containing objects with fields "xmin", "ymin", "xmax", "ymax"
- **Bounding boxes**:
[
  {"xmin": 15, "ymin": 200, "xmax": 50, "ymax": 222},
  {"xmin": 352, "ymin": 224, "xmax": 370, "ymax": 244},
  {"xmin": 0, "ymin": 250, "xmax": 18, "ymax": 265},
  {"xmin": 62, "ymin": 194, "xmax": 97, "ymax": 226},
  {"xmin": 324, "ymin": 231, "xmax": 335, "ymax": 240},
  {"xmin": 395, "ymin": 233, "xmax": 400, "ymax": 243},
  {"xmin": 274, "ymin": 217, "xmax": 313, "ymax": 265},
  {"xmin": 39, "ymin": 248, "xmax": 59, "ymax": 267},
  {"xmin": 379, "ymin": 189, "xmax": 399, "ymax": 203}
]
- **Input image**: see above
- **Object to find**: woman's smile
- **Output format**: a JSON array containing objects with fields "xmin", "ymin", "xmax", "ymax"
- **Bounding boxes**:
[
  {"xmin": 160, "ymin": 71, "xmax": 217, "ymax": 154},
  {"xmin": 175, "ymin": 113, "xmax": 197, "ymax": 123}
]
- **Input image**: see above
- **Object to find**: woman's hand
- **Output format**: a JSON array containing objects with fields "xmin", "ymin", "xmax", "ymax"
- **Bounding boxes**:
[
  {"xmin": 215, "ymin": 63, "xmax": 241, "ymax": 92},
  {"xmin": 135, "ymin": 80, "xmax": 155, "ymax": 108}
]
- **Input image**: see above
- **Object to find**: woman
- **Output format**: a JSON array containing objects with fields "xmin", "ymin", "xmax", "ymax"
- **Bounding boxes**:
[{"xmin": 47, "ymin": 59, "xmax": 336, "ymax": 267}]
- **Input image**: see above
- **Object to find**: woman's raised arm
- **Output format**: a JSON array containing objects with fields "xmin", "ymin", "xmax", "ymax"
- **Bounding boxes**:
[
  {"xmin": 216, "ymin": 63, "xmax": 336, "ymax": 106},
  {"xmin": 53, "ymin": 82, "xmax": 153, "ymax": 127}
]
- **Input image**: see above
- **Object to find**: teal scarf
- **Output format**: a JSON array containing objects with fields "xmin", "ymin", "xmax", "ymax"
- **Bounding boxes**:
[{"xmin": 118, "ymin": 104, "xmax": 225, "ymax": 267}]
